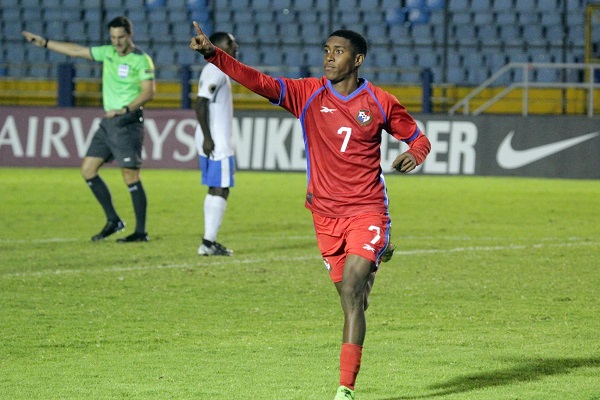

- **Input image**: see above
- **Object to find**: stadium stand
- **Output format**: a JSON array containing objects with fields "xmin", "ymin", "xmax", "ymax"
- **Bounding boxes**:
[{"xmin": 0, "ymin": 0, "xmax": 592, "ymax": 86}]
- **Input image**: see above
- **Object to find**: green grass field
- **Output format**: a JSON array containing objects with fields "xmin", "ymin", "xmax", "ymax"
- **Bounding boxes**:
[{"xmin": 1, "ymin": 167, "xmax": 599, "ymax": 400}]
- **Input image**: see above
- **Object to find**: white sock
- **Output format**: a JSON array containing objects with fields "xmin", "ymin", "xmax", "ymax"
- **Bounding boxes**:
[{"xmin": 203, "ymin": 194, "xmax": 227, "ymax": 243}]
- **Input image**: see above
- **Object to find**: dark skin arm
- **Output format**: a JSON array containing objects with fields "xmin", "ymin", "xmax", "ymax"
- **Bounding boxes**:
[
  {"xmin": 194, "ymin": 96, "xmax": 214, "ymax": 158},
  {"xmin": 391, "ymin": 152, "xmax": 417, "ymax": 173},
  {"xmin": 194, "ymin": 94, "xmax": 229, "ymax": 199},
  {"xmin": 391, "ymin": 132, "xmax": 431, "ymax": 173},
  {"xmin": 190, "ymin": 22, "xmax": 216, "ymax": 56}
]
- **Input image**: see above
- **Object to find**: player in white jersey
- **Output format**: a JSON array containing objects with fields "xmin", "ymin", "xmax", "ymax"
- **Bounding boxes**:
[{"xmin": 194, "ymin": 32, "xmax": 239, "ymax": 256}]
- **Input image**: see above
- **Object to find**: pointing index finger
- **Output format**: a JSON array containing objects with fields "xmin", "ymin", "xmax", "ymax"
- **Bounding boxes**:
[{"xmin": 193, "ymin": 21, "xmax": 203, "ymax": 36}]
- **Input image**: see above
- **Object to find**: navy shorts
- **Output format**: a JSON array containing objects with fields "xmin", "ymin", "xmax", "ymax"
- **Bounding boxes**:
[{"xmin": 86, "ymin": 109, "xmax": 145, "ymax": 169}]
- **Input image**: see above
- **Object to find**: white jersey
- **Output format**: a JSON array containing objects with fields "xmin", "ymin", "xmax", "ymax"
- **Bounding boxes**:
[{"xmin": 194, "ymin": 63, "xmax": 234, "ymax": 160}]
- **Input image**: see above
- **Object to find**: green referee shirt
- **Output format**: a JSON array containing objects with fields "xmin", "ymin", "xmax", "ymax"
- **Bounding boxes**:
[{"xmin": 91, "ymin": 45, "xmax": 155, "ymax": 112}]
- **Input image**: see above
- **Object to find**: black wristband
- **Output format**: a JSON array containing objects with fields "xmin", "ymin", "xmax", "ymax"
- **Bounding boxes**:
[
  {"xmin": 124, "ymin": 106, "xmax": 130, "ymax": 113},
  {"xmin": 44, "ymin": 38, "xmax": 49, "ymax": 48}
]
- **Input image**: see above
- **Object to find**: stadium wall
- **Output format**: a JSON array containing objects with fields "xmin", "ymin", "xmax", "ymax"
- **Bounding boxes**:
[
  {"xmin": 2, "ymin": 79, "xmax": 599, "ymax": 115},
  {"xmin": 0, "ymin": 107, "xmax": 598, "ymax": 179}
]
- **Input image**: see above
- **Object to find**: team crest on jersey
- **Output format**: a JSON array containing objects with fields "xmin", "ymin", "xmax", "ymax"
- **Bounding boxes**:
[{"xmin": 356, "ymin": 109, "xmax": 372, "ymax": 126}]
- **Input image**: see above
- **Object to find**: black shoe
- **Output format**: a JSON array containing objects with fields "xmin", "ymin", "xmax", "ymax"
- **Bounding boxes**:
[
  {"xmin": 197, "ymin": 241, "xmax": 233, "ymax": 256},
  {"xmin": 91, "ymin": 220, "xmax": 125, "ymax": 241},
  {"xmin": 117, "ymin": 232, "xmax": 149, "ymax": 243}
]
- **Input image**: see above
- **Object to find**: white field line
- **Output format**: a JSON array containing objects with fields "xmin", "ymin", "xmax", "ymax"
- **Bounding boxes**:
[
  {"xmin": 394, "ymin": 241, "xmax": 599, "ymax": 255},
  {"xmin": 1, "ymin": 240, "xmax": 597, "ymax": 279},
  {"xmin": 0, "ymin": 235, "xmax": 590, "ymax": 244},
  {"xmin": 0, "ymin": 237, "xmax": 81, "ymax": 243}
]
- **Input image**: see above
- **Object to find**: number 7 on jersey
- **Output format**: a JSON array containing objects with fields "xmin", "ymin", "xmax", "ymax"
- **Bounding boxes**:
[{"xmin": 337, "ymin": 127, "xmax": 352, "ymax": 152}]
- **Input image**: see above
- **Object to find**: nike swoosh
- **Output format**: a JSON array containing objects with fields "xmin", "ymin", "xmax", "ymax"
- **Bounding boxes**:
[{"xmin": 496, "ymin": 131, "xmax": 599, "ymax": 169}]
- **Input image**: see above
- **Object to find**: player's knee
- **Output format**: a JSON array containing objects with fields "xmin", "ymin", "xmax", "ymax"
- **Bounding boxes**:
[
  {"xmin": 81, "ymin": 157, "xmax": 103, "ymax": 180},
  {"xmin": 340, "ymin": 283, "xmax": 365, "ymax": 310},
  {"xmin": 121, "ymin": 168, "xmax": 139, "ymax": 184},
  {"xmin": 209, "ymin": 187, "xmax": 229, "ymax": 199},
  {"xmin": 81, "ymin": 164, "xmax": 96, "ymax": 180}
]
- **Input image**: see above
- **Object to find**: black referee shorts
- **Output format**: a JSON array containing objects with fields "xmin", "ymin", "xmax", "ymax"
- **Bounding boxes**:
[{"xmin": 86, "ymin": 109, "xmax": 145, "ymax": 169}]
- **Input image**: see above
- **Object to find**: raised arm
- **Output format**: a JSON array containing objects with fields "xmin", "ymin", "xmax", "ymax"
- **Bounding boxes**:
[
  {"xmin": 190, "ymin": 22, "xmax": 281, "ymax": 101},
  {"xmin": 189, "ymin": 22, "xmax": 217, "ymax": 57},
  {"xmin": 22, "ymin": 31, "xmax": 93, "ymax": 60}
]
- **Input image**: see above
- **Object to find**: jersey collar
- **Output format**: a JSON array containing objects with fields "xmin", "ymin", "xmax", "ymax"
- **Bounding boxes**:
[{"xmin": 325, "ymin": 78, "xmax": 368, "ymax": 101}]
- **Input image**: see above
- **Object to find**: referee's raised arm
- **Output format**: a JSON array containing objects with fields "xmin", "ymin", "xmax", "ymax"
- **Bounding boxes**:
[{"xmin": 22, "ymin": 31, "xmax": 93, "ymax": 60}]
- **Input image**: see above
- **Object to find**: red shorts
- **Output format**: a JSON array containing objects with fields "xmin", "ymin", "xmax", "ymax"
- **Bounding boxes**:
[{"xmin": 313, "ymin": 213, "xmax": 392, "ymax": 283}]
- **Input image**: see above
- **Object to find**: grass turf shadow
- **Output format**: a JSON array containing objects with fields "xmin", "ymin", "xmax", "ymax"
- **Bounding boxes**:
[{"xmin": 384, "ymin": 356, "xmax": 600, "ymax": 399}]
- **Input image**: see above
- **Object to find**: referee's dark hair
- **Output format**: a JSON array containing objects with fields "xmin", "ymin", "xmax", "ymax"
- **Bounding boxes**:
[
  {"xmin": 329, "ymin": 29, "xmax": 368, "ymax": 57},
  {"xmin": 108, "ymin": 16, "xmax": 133, "ymax": 35}
]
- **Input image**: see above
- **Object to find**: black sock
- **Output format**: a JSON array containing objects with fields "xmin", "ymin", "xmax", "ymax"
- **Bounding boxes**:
[
  {"xmin": 128, "ymin": 181, "xmax": 147, "ymax": 233},
  {"xmin": 86, "ymin": 175, "xmax": 119, "ymax": 221}
]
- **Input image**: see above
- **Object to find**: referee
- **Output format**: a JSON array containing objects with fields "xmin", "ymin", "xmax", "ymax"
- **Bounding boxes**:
[{"xmin": 23, "ymin": 16, "xmax": 155, "ymax": 242}]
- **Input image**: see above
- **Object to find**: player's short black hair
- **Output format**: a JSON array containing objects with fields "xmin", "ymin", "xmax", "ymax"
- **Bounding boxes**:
[
  {"xmin": 328, "ymin": 29, "xmax": 368, "ymax": 57},
  {"xmin": 210, "ymin": 32, "xmax": 232, "ymax": 46},
  {"xmin": 108, "ymin": 16, "xmax": 133, "ymax": 35}
]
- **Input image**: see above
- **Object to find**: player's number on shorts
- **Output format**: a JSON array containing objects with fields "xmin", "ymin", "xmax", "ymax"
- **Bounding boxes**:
[
  {"xmin": 368, "ymin": 225, "xmax": 381, "ymax": 244},
  {"xmin": 337, "ymin": 127, "xmax": 352, "ymax": 152}
]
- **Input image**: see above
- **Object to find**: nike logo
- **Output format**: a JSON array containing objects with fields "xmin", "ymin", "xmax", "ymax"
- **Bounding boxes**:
[
  {"xmin": 496, "ymin": 131, "xmax": 599, "ymax": 169},
  {"xmin": 320, "ymin": 106, "xmax": 337, "ymax": 113}
]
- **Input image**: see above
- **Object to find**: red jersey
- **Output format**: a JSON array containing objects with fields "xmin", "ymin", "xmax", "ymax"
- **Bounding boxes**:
[{"xmin": 206, "ymin": 49, "xmax": 430, "ymax": 217}]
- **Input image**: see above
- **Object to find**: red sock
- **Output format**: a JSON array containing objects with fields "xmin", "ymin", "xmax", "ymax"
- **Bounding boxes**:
[{"xmin": 340, "ymin": 343, "xmax": 363, "ymax": 390}]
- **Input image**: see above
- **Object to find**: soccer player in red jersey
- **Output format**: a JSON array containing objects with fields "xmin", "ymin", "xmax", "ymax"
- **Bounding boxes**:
[{"xmin": 190, "ymin": 22, "xmax": 431, "ymax": 400}]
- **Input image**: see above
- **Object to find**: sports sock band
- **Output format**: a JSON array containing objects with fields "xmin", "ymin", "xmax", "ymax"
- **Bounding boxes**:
[
  {"xmin": 203, "ymin": 194, "xmax": 227, "ymax": 242},
  {"xmin": 340, "ymin": 343, "xmax": 363, "ymax": 390},
  {"xmin": 86, "ymin": 175, "xmax": 119, "ymax": 221},
  {"xmin": 128, "ymin": 181, "xmax": 147, "ymax": 233}
]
